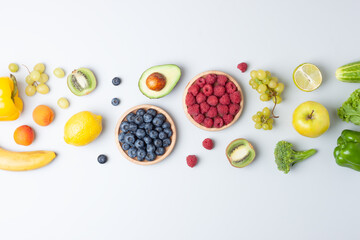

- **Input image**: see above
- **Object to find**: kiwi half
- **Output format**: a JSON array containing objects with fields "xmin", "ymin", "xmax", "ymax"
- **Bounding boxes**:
[
  {"xmin": 226, "ymin": 138, "xmax": 255, "ymax": 168},
  {"xmin": 67, "ymin": 68, "xmax": 97, "ymax": 96}
]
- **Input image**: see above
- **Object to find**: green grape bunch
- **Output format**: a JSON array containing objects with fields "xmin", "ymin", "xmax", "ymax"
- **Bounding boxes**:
[
  {"xmin": 252, "ymin": 107, "xmax": 276, "ymax": 130},
  {"xmin": 23, "ymin": 63, "xmax": 50, "ymax": 96}
]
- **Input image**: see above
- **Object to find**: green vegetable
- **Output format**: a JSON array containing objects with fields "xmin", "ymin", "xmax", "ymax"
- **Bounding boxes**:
[
  {"xmin": 335, "ymin": 61, "xmax": 360, "ymax": 83},
  {"xmin": 337, "ymin": 89, "xmax": 360, "ymax": 126},
  {"xmin": 334, "ymin": 129, "xmax": 360, "ymax": 172},
  {"xmin": 274, "ymin": 141, "xmax": 317, "ymax": 174}
]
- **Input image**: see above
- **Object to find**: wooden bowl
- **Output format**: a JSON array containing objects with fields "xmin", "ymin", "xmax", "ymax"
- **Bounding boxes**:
[
  {"xmin": 183, "ymin": 70, "xmax": 244, "ymax": 131},
  {"xmin": 115, "ymin": 104, "xmax": 177, "ymax": 165}
]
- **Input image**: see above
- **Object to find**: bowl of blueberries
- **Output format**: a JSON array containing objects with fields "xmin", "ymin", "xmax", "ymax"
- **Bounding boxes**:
[{"xmin": 115, "ymin": 104, "xmax": 176, "ymax": 165}]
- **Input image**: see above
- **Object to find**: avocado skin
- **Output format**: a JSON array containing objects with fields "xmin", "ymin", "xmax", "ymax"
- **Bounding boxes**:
[{"xmin": 226, "ymin": 138, "xmax": 256, "ymax": 168}]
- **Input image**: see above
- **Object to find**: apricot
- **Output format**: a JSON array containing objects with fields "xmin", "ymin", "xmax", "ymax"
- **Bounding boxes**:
[
  {"xmin": 33, "ymin": 105, "xmax": 55, "ymax": 126},
  {"xmin": 14, "ymin": 125, "xmax": 35, "ymax": 146},
  {"xmin": 146, "ymin": 72, "xmax": 166, "ymax": 91}
]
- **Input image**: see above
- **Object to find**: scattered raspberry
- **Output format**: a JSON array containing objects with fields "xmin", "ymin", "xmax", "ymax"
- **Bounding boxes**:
[
  {"xmin": 226, "ymin": 81, "xmax": 237, "ymax": 94},
  {"xmin": 229, "ymin": 104, "xmax": 240, "ymax": 115},
  {"xmin": 217, "ymin": 75, "xmax": 228, "ymax": 86},
  {"xmin": 196, "ymin": 92, "xmax": 206, "ymax": 104},
  {"xmin": 205, "ymin": 74, "xmax": 217, "ymax": 85},
  {"xmin": 207, "ymin": 95, "xmax": 218, "ymax": 106},
  {"xmin": 217, "ymin": 104, "xmax": 229, "ymax": 116},
  {"xmin": 194, "ymin": 114, "xmax": 205, "ymax": 124},
  {"xmin": 219, "ymin": 94, "xmax": 231, "ymax": 105},
  {"xmin": 188, "ymin": 104, "xmax": 200, "ymax": 116},
  {"xmin": 188, "ymin": 84, "xmax": 200, "ymax": 96},
  {"xmin": 206, "ymin": 107, "xmax": 218, "ymax": 118},
  {"xmin": 214, "ymin": 85, "xmax": 226, "ymax": 97},
  {"xmin": 186, "ymin": 155, "xmax": 198, "ymax": 168},
  {"xmin": 203, "ymin": 118, "xmax": 214, "ymax": 128},
  {"xmin": 230, "ymin": 91, "xmax": 241, "ymax": 104},
  {"xmin": 214, "ymin": 117, "xmax": 224, "ymax": 128},
  {"xmin": 202, "ymin": 138, "xmax": 214, "ymax": 150},
  {"xmin": 200, "ymin": 102, "xmax": 210, "ymax": 114},
  {"xmin": 223, "ymin": 114, "xmax": 234, "ymax": 125},
  {"xmin": 196, "ymin": 77, "xmax": 206, "ymax": 88},
  {"xmin": 202, "ymin": 84, "xmax": 213, "ymax": 96},
  {"xmin": 185, "ymin": 93, "xmax": 196, "ymax": 106},
  {"xmin": 237, "ymin": 62, "xmax": 248, "ymax": 72}
]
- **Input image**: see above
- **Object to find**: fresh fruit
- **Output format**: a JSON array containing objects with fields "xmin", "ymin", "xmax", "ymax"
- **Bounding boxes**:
[
  {"xmin": 36, "ymin": 83, "xmax": 50, "ymax": 94},
  {"xmin": 39, "ymin": 73, "xmax": 49, "ymax": 83},
  {"xmin": 111, "ymin": 98, "xmax": 120, "ymax": 106},
  {"xmin": 337, "ymin": 89, "xmax": 360, "ymax": 125},
  {"xmin": 64, "ymin": 111, "xmax": 102, "ymax": 146},
  {"xmin": 292, "ymin": 101, "xmax": 330, "ymax": 138},
  {"xmin": 13, "ymin": 125, "xmax": 35, "ymax": 146},
  {"xmin": 226, "ymin": 138, "xmax": 255, "ymax": 168},
  {"xmin": 139, "ymin": 64, "xmax": 181, "ymax": 99},
  {"xmin": 252, "ymin": 106, "xmax": 277, "ymax": 130},
  {"xmin": 67, "ymin": 68, "xmax": 97, "ymax": 96},
  {"xmin": 32, "ymin": 105, "xmax": 55, "ymax": 126},
  {"xmin": 0, "ymin": 75, "xmax": 23, "ymax": 121},
  {"xmin": 335, "ymin": 61, "xmax": 360, "ymax": 83},
  {"xmin": 293, "ymin": 63, "xmax": 322, "ymax": 92},
  {"xmin": 8, "ymin": 63, "xmax": 19, "ymax": 73},
  {"xmin": 186, "ymin": 155, "xmax": 198, "ymax": 168},
  {"xmin": 0, "ymin": 146, "xmax": 56, "ymax": 171},
  {"xmin": 57, "ymin": 97, "xmax": 70, "ymax": 109},
  {"xmin": 202, "ymin": 138, "xmax": 214, "ymax": 150},
  {"xmin": 112, "ymin": 77, "xmax": 121, "ymax": 86},
  {"xmin": 97, "ymin": 154, "xmax": 108, "ymax": 164},
  {"xmin": 53, "ymin": 68, "xmax": 65, "ymax": 78},
  {"xmin": 30, "ymin": 70, "xmax": 41, "ymax": 81},
  {"xmin": 25, "ymin": 85, "xmax": 36, "ymax": 96},
  {"xmin": 237, "ymin": 62, "xmax": 248, "ymax": 72},
  {"xmin": 33, "ymin": 63, "xmax": 45, "ymax": 73}
]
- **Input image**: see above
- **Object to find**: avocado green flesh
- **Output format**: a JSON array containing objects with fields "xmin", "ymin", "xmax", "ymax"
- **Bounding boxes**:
[
  {"xmin": 227, "ymin": 141, "xmax": 255, "ymax": 168},
  {"xmin": 67, "ymin": 68, "xmax": 97, "ymax": 96},
  {"xmin": 139, "ymin": 64, "xmax": 181, "ymax": 99}
]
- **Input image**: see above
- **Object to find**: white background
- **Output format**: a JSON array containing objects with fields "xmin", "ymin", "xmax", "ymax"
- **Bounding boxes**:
[{"xmin": 0, "ymin": 0, "xmax": 360, "ymax": 239}]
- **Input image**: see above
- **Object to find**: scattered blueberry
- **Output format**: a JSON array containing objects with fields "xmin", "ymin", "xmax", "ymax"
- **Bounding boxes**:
[
  {"xmin": 112, "ymin": 77, "xmax": 121, "ymax": 86},
  {"xmin": 136, "ymin": 109, "xmax": 146, "ymax": 116},
  {"xmin": 162, "ymin": 122, "xmax": 171, "ymax": 129},
  {"xmin": 126, "ymin": 113, "xmax": 136, "ymax": 122},
  {"xmin": 135, "ymin": 139, "xmax": 145, "ymax": 149},
  {"xmin": 134, "ymin": 115, "xmax": 143, "ymax": 125},
  {"xmin": 164, "ymin": 128, "xmax": 173, "ymax": 137},
  {"xmin": 143, "ymin": 136, "xmax": 152, "ymax": 144},
  {"xmin": 155, "ymin": 147, "xmax": 165, "ymax": 156},
  {"xmin": 122, "ymin": 143, "xmax": 131, "ymax": 151},
  {"xmin": 159, "ymin": 131, "xmax": 167, "ymax": 140},
  {"xmin": 139, "ymin": 123, "xmax": 146, "ymax": 129},
  {"xmin": 129, "ymin": 123, "xmax": 138, "ymax": 132},
  {"xmin": 155, "ymin": 126, "xmax": 163, "ymax": 133},
  {"xmin": 124, "ymin": 133, "xmax": 136, "ymax": 144},
  {"xmin": 162, "ymin": 138, "xmax": 171, "ymax": 147},
  {"xmin": 97, "ymin": 154, "xmax": 108, "ymax": 164},
  {"xmin": 146, "ymin": 143, "xmax": 156, "ymax": 153},
  {"xmin": 149, "ymin": 130, "xmax": 159, "ymax": 139},
  {"xmin": 146, "ymin": 152, "xmax": 156, "ymax": 161},
  {"xmin": 152, "ymin": 117, "xmax": 164, "ymax": 127},
  {"xmin": 118, "ymin": 132, "xmax": 125, "ymax": 143},
  {"xmin": 111, "ymin": 98, "xmax": 120, "ymax": 106},
  {"xmin": 147, "ymin": 108, "xmax": 157, "ymax": 117},
  {"xmin": 144, "ymin": 123, "xmax": 153, "ymax": 131},
  {"xmin": 137, "ymin": 149, "xmax": 146, "ymax": 161},
  {"xmin": 143, "ymin": 113, "xmax": 153, "ymax": 123},
  {"xmin": 128, "ymin": 147, "xmax": 137, "ymax": 158},
  {"xmin": 154, "ymin": 139, "xmax": 163, "ymax": 148},
  {"xmin": 120, "ymin": 122, "xmax": 130, "ymax": 132},
  {"xmin": 156, "ymin": 113, "xmax": 166, "ymax": 121},
  {"xmin": 136, "ymin": 129, "xmax": 146, "ymax": 139}
]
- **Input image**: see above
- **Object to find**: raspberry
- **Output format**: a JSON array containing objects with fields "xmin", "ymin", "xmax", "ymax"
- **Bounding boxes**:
[
  {"xmin": 202, "ymin": 84, "xmax": 213, "ymax": 96},
  {"xmin": 226, "ymin": 81, "xmax": 237, "ymax": 94},
  {"xmin": 214, "ymin": 117, "xmax": 224, "ymax": 128},
  {"xmin": 229, "ymin": 104, "xmax": 240, "ymax": 115},
  {"xmin": 187, "ymin": 104, "xmax": 200, "ymax": 116},
  {"xmin": 194, "ymin": 114, "xmax": 205, "ymax": 124},
  {"xmin": 196, "ymin": 92, "xmax": 206, "ymax": 104},
  {"xmin": 188, "ymin": 84, "xmax": 200, "ymax": 96},
  {"xmin": 223, "ymin": 114, "xmax": 234, "ymax": 125},
  {"xmin": 237, "ymin": 62, "xmax": 248, "ymax": 72},
  {"xmin": 203, "ymin": 118, "xmax": 214, "ymax": 128},
  {"xmin": 186, "ymin": 155, "xmax": 198, "ymax": 168},
  {"xmin": 205, "ymin": 74, "xmax": 217, "ymax": 85},
  {"xmin": 200, "ymin": 102, "xmax": 210, "ymax": 114},
  {"xmin": 206, "ymin": 107, "xmax": 218, "ymax": 118},
  {"xmin": 214, "ymin": 85, "xmax": 226, "ymax": 97},
  {"xmin": 207, "ymin": 95, "xmax": 218, "ymax": 106},
  {"xmin": 185, "ymin": 93, "xmax": 196, "ymax": 106},
  {"xmin": 217, "ymin": 104, "xmax": 229, "ymax": 116},
  {"xmin": 230, "ymin": 91, "xmax": 241, "ymax": 104},
  {"xmin": 217, "ymin": 75, "xmax": 228, "ymax": 86},
  {"xmin": 219, "ymin": 94, "xmax": 231, "ymax": 105},
  {"xmin": 202, "ymin": 138, "xmax": 214, "ymax": 150},
  {"xmin": 196, "ymin": 77, "xmax": 206, "ymax": 88}
]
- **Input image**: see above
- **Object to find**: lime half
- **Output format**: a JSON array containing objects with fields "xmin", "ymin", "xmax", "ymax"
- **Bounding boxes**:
[{"xmin": 293, "ymin": 63, "xmax": 322, "ymax": 92}]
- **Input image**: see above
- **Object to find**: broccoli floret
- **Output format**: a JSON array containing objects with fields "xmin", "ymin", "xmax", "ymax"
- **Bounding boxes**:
[
  {"xmin": 338, "ymin": 89, "xmax": 360, "ymax": 126},
  {"xmin": 274, "ymin": 141, "xmax": 317, "ymax": 174}
]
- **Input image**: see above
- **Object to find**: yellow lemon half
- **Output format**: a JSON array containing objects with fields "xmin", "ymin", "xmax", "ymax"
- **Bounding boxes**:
[{"xmin": 293, "ymin": 63, "xmax": 322, "ymax": 92}]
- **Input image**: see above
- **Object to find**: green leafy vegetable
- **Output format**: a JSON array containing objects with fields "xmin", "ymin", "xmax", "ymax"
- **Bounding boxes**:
[{"xmin": 338, "ymin": 89, "xmax": 360, "ymax": 125}]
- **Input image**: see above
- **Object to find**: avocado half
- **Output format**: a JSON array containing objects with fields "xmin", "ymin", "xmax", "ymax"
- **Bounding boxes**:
[
  {"xmin": 67, "ymin": 68, "xmax": 97, "ymax": 96},
  {"xmin": 138, "ymin": 64, "xmax": 181, "ymax": 99},
  {"xmin": 226, "ymin": 138, "xmax": 256, "ymax": 168}
]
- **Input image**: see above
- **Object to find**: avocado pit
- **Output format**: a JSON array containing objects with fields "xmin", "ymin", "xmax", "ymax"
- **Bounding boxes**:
[{"xmin": 146, "ymin": 72, "xmax": 167, "ymax": 91}]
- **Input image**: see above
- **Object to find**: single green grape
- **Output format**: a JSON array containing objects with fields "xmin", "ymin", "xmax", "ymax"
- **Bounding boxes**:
[
  {"xmin": 262, "ymin": 123, "xmax": 270, "ymax": 130},
  {"xmin": 255, "ymin": 123, "xmax": 262, "ymax": 129},
  {"xmin": 30, "ymin": 70, "xmax": 41, "ymax": 81},
  {"xmin": 271, "ymin": 77, "xmax": 278, "ymax": 83},
  {"xmin": 268, "ymin": 80, "xmax": 278, "ymax": 89},
  {"xmin": 34, "ymin": 63, "xmax": 45, "ymax": 73},
  {"xmin": 250, "ymin": 70, "xmax": 257, "ymax": 79},
  {"xmin": 57, "ymin": 97, "xmax": 70, "ymax": 109},
  {"xmin": 274, "ymin": 83, "xmax": 284, "ymax": 93},
  {"xmin": 268, "ymin": 123, "xmax": 273, "ymax": 130},
  {"xmin": 8, "ymin": 63, "xmax": 19, "ymax": 73},
  {"xmin": 36, "ymin": 83, "xmax": 50, "ymax": 94},
  {"xmin": 265, "ymin": 71, "xmax": 271, "ymax": 78},
  {"xmin": 39, "ymin": 73, "xmax": 49, "ymax": 83},
  {"xmin": 260, "ymin": 93, "xmax": 270, "ymax": 101},
  {"xmin": 25, "ymin": 75, "xmax": 35, "ymax": 85},
  {"xmin": 262, "ymin": 107, "xmax": 271, "ymax": 117},
  {"xmin": 252, "ymin": 82, "xmax": 259, "ymax": 89},
  {"xmin": 267, "ymin": 118, "xmax": 274, "ymax": 124},
  {"xmin": 249, "ymin": 79, "xmax": 255, "ymax": 85},
  {"xmin": 273, "ymin": 95, "xmax": 282, "ymax": 104},
  {"xmin": 256, "ymin": 111, "xmax": 262, "ymax": 117},
  {"xmin": 257, "ymin": 70, "xmax": 266, "ymax": 80},
  {"xmin": 262, "ymin": 78, "xmax": 270, "ymax": 85},
  {"xmin": 25, "ymin": 85, "xmax": 36, "ymax": 96},
  {"xmin": 53, "ymin": 68, "xmax": 65, "ymax": 78},
  {"xmin": 252, "ymin": 115, "xmax": 261, "ymax": 123},
  {"xmin": 257, "ymin": 84, "xmax": 267, "ymax": 94}
]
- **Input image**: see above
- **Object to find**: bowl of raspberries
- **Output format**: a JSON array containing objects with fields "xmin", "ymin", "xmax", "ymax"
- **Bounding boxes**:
[
  {"xmin": 115, "ymin": 104, "xmax": 176, "ymax": 165},
  {"xmin": 183, "ymin": 71, "xmax": 244, "ymax": 131}
]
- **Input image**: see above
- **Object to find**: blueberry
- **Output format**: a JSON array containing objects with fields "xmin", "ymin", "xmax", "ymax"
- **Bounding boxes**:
[
  {"xmin": 124, "ymin": 133, "xmax": 135, "ymax": 144},
  {"xmin": 129, "ymin": 123, "xmax": 138, "ymax": 132},
  {"xmin": 135, "ymin": 129, "xmax": 146, "ymax": 139},
  {"xmin": 143, "ymin": 113, "xmax": 153, "ymax": 123},
  {"xmin": 162, "ymin": 122, "xmax": 171, "ymax": 129},
  {"xmin": 159, "ymin": 131, "xmax": 167, "ymax": 140},
  {"xmin": 137, "ymin": 149, "xmax": 146, "ymax": 161},
  {"xmin": 144, "ymin": 123, "xmax": 153, "ymax": 131},
  {"xmin": 112, "ymin": 77, "xmax": 121, "ymax": 86},
  {"xmin": 126, "ymin": 113, "xmax": 136, "ymax": 122},
  {"xmin": 139, "ymin": 123, "xmax": 146, "ymax": 129},
  {"xmin": 136, "ymin": 109, "xmax": 146, "ymax": 116},
  {"xmin": 146, "ymin": 108, "xmax": 157, "ymax": 117},
  {"xmin": 154, "ymin": 139, "xmax": 163, "ymax": 148},
  {"xmin": 155, "ymin": 147, "xmax": 165, "ymax": 156},
  {"xmin": 118, "ymin": 132, "xmax": 125, "ymax": 143},
  {"xmin": 122, "ymin": 143, "xmax": 131, "ymax": 151},
  {"xmin": 156, "ymin": 113, "xmax": 166, "ymax": 121},
  {"xmin": 149, "ymin": 130, "xmax": 159, "ymax": 139},
  {"xmin": 97, "ymin": 154, "xmax": 108, "ymax": 164},
  {"xmin": 152, "ymin": 117, "xmax": 164, "ymax": 127},
  {"xmin": 146, "ymin": 152, "xmax": 156, "ymax": 161},
  {"xmin": 143, "ymin": 136, "xmax": 152, "ymax": 144},
  {"xmin": 162, "ymin": 138, "xmax": 171, "ymax": 147},
  {"xmin": 134, "ymin": 115, "xmax": 143, "ymax": 125},
  {"xmin": 111, "ymin": 98, "xmax": 120, "ymax": 106},
  {"xmin": 146, "ymin": 143, "xmax": 156, "ymax": 153},
  {"xmin": 120, "ymin": 122, "xmax": 130, "ymax": 132},
  {"xmin": 164, "ymin": 128, "xmax": 173, "ymax": 137},
  {"xmin": 155, "ymin": 126, "xmax": 163, "ymax": 133},
  {"xmin": 135, "ymin": 139, "xmax": 145, "ymax": 149},
  {"xmin": 128, "ymin": 147, "xmax": 137, "ymax": 158}
]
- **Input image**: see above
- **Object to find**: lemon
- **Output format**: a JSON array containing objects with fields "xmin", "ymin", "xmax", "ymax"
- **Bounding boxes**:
[
  {"xmin": 293, "ymin": 63, "xmax": 322, "ymax": 92},
  {"xmin": 64, "ymin": 111, "xmax": 102, "ymax": 146}
]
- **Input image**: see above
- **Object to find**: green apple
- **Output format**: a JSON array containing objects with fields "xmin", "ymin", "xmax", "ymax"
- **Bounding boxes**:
[{"xmin": 292, "ymin": 101, "xmax": 330, "ymax": 138}]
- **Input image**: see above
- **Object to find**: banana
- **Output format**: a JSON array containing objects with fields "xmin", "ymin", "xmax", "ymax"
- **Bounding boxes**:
[{"xmin": 0, "ymin": 146, "xmax": 56, "ymax": 171}]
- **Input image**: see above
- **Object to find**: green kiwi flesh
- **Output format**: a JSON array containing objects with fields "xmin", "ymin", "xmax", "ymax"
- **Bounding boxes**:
[
  {"xmin": 67, "ymin": 68, "xmax": 97, "ymax": 96},
  {"xmin": 226, "ymin": 139, "xmax": 255, "ymax": 168}
]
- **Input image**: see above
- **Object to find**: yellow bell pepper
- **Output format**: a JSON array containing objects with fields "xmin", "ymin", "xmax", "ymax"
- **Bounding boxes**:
[{"xmin": 0, "ymin": 75, "xmax": 23, "ymax": 121}]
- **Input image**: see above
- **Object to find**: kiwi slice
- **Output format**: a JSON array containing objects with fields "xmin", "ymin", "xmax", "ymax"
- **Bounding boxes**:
[
  {"xmin": 67, "ymin": 68, "xmax": 97, "ymax": 96},
  {"xmin": 226, "ymin": 138, "xmax": 255, "ymax": 168}
]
